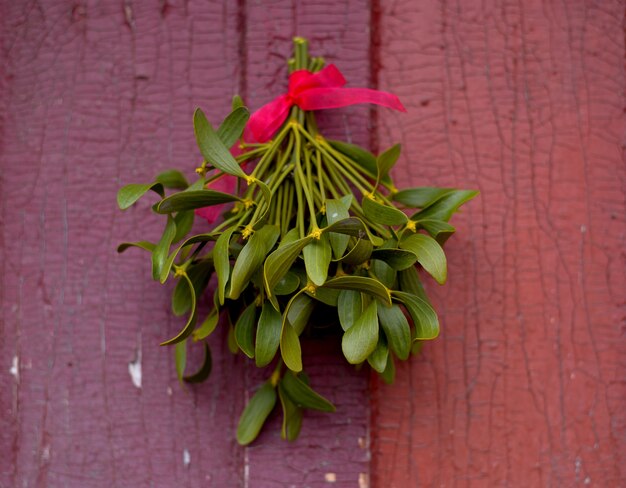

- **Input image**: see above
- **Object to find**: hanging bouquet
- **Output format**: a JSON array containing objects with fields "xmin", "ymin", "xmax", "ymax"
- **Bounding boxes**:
[{"xmin": 117, "ymin": 38, "xmax": 477, "ymax": 445}]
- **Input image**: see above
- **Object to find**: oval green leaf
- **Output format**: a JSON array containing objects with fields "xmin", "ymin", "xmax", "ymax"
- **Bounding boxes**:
[
  {"xmin": 229, "ymin": 225, "xmax": 280, "ymax": 300},
  {"xmin": 160, "ymin": 273, "xmax": 198, "ymax": 346},
  {"xmin": 362, "ymin": 195, "xmax": 408, "ymax": 226},
  {"xmin": 194, "ymin": 108, "xmax": 248, "ymax": 179},
  {"xmin": 235, "ymin": 302, "xmax": 258, "ymax": 358},
  {"xmin": 236, "ymin": 382, "xmax": 277, "ymax": 446},
  {"xmin": 216, "ymin": 106, "xmax": 250, "ymax": 148},
  {"xmin": 376, "ymin": 143, "xmax": 401, "ymax": 184},
  {"xmin": 367, "ymin": 335, "xmax": 389, "ymax": 373},
  {"xmin": 281, "ymin": 371, "xmax": 336, "ymax": 412},
  {"xmin": 410, "ymin": 189, "xmax": 478, "ymax": 222},
  {"xmin": 117, "ymin": 182, "xmax": 164, "ymax": 210},
  {"xmin": 392, "ymin": 291, "xmax": 440, "ymax": 340},
  {"xmin": 370, "ymin": 248, "xmax": 417, "ymax": 270},
  {"xmin": 337, "ymin": 290, "xmax": 362, "ymax": 331},
  {"xmin": 303, "ymin": 233, "xmax": 331, "ymax": 286},
  {"xmin": 278, "ymin": 382, "xmax": 303, "ymax": 441},
  {"xmin": 255, "ymin": 301, "xmax": 282, "ymax": 367},
  {"xmin": 322, "ymin": 275, "xmax": 391, "ymax": 306},
  {"xmin": 280, "ymin": 322, "xmax": 302, "ymax": 372},
  {"xmin": 155, "ymin": 169, "xmax": 188, "ymax": 189},
  {"xmin": 264, "ymin": 236, "xmax": 313, "ymax": 299},
  {"xmin": 156, "ymin": 190, "xmax": 241, "ymax": 214},
  {"xmin": 377, "ymin": 303, "xmax": 411, "ymax": 360},
  {"xmin": 341, "ymin": 300, "xmax": 379, "ymax": 364},
  {"xmin": 400, "ymin": 233, "xmax": 447, "ymax": 284},
  {"xmin": 214, "ymin": 227, "xmax": 237, "ymax": 305}
]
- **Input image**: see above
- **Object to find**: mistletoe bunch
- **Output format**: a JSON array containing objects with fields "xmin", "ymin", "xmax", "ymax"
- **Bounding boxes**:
[{"xmin": 117, "ymin": 38, "xmax": 476, "ymax": 445}]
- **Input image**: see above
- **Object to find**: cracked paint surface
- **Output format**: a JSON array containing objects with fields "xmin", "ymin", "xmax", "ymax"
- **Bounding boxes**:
[{"xmin": 370, "ymin": 0, "xmax": 625, "ymax": 486}]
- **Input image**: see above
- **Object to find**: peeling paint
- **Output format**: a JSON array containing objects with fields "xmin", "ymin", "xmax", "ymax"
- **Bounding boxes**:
[
  {"xmin": 324, "ymin": 472, "xmax": 336, "ymax": 482},
  {"xmin": 128, "ymin": 348, "xmax": 142, "ymax": 389},
  {"xmin": 9, "ymin": 356, "xmax": 18, "ymax": 381},
  {"xmin": 183, "ymin": 448, "xmax": 190, "ymax": 467}
]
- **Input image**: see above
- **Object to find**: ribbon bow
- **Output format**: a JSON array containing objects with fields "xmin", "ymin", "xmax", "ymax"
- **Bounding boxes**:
[{"xmin": 246, "ymin": 64, "xmax": 406, "ymax": 142}]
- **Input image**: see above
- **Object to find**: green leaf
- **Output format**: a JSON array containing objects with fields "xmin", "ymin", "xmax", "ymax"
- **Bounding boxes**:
[
  {"xmin": 362, "ymin": 195, "xmax": 408, "ymax": 226},
  {"xmin": 155, "ymin": 169, "xmax": 188, "ymax": 189},
  {"xmin": 236, "ymin": 382, "xmax": 277, "ymax": 446},
  {"xmin": 281, "ymin": 371, "xmax": 335, "ymax": 412},
  {"xmin": 325, "ymin": 196, "xmax": 351, "ymax": 258},
  {"xmin": 278, "ymin": 382, "xmax": 303, "ymax": 441},
  {"xmin": 171, "ymin": 261, "xmax": 213, "ymax": 316},
  {"xmin": 328, "ymin": 139, "xmax": 391, "ymax": 184},
  {"xmin": 264, "ymin": 236, "xmax": 313, "ymax": 299},
  {"xmin": 160, "ymin": 273, "xmax": 198, "ymax": 346},
  {"xmin": 158, "ymin": 233, "xmax": 218, "ymax": 284},
  {"xmin": 371, "ymin": 259, "xmax": 396, "ymax": 289},
  {"xmin": 303, "ymin": 233, "xmax": 331, "ymax": 286},
  {"xmin": 227, "ymin": 322, "xmax": 239, "ymax": 355},
  {"xmin": 152, "ymin": 216, "xmax": 177, "ymax": 281},
  {"xmin": 415, "ymin": 219, "xmax": 456, "ymax": 244},
  {"xmin": 156, "ymin": 190, "xmax": 241, "ymax": 214},
  {"xmin": 398, "ymin": 266, "xmax": 431, "ymax": 304},
  {"xmin": 192, "ymin": 309, "xmax": 219, "ymax": 341},
  {"xmin": 377, "ymin": 304, "xmax": 411, "ymax": 360},
  {"xmin": 249, "ymin": 179, "xmax": 273, "ymax": 229},
  {"xmin": 214, "ymin": 227, "xmax": 237, "ymax": 305},
  {"xmin": 339, "ymin": 239, "xmax": 373, "ymax": 266},
  {"xmin": 231, "ymin": 95, "xmax": 244, "ymax": 110},
  {"xmin": 341, "ymin": 301, "xmax": 379, "ymax": 364},
  {"xmin": 392, "ymin": 291, "xmax": 440, "ymax": 340},
  {"xmin": 380, "ymin": 352, "xmax": 395, "ymax": 384},
  {"xmin": 410, "ymin": 189, "xmax": 478, "ymax": 222},
  {"xmin": 235, "ymin": 302, "xmax": 258, "ymax": 358},
  {"xmin": 183, "ymin": 342, "xmax": 212, "ymax": 383},
  {"xmin": 367, "ymin": 335, "xmax": 389, "ymax": 373},
  {"xmin": 173, "ymin": 211, "xmax": 194, "ymax": 243},
  {"xmin": 117, "ymin": 241, "xmax": 156, "ymax": 253},
  {"xmin": 255, "ymin": 301, "xmax": 282, "ymax": 367},
  {"xmin": 274, "ymin": 272, "xmax": 300, "ymax": 295},
  {"xmin": 309, "ymin": 286, "xmax": 339, "ymax": 307},
  {"xmin": 376, "ymin": 143, "xmax": 401, "ymax": 184},
  {"xmin": 370, "ymin": 248, "xmax": 417, "ymax": 270},
  {"xmin": 229, "ymin": 225, "xmax": 280, "ymax": 300},
  {"xmin": 323, "ymin": 217, "xmax": 384, "ymax": 246},
  {"xmin": 337, "ymin": 290, "xmax": 362, "ymax": 331},
  {"xmin": 174, "ymin": 339, "xmax": 187, "ymax": 382},
  {"xmin": 216, "ymin": 106, "xmax": 250, "ymax": 148},
  {"xmin": 400, "ymin": 233, "xmax": 447, "ymax": 284},
  {"xmin": 392, "ymin": 187, "xmax": 453, "ymax": 208},
  {"xmin": 117, "ymin": 182, "xmax": 164, "ymax": 210},
  {"xmin": 280, "ymin": 322, "xmax": 302, "ymax": 372},
  {"xmin": 286, "ymin": 294, "xmax": 315, "ymax": 335},
  {"xmin": 322, "ymin": 276, "xmax": 392, "ymax": 306},
  {"xmin": 194, "ymin": 108, "xmax": 248, "ymax": 179}
]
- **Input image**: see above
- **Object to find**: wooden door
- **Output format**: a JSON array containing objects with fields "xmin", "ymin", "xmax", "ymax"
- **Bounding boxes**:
[{"xmin": 2, "ymin": 1, "xmax": 623, "ymax": 487}]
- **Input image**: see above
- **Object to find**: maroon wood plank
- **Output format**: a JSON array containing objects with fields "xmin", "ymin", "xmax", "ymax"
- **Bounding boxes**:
[
  {"xmin": 1, "ymin": 1, "xmax": 246, "ymax": 486},
  {"xmin": 370, "ymin": 1, "xmax": 625, "ymax": 486},
  {"xmin": 1, "ymin": 1, "xmax": 376, "ymax": 487}
]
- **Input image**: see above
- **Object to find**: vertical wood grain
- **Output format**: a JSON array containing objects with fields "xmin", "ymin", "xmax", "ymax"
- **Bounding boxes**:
[{"xmin": 371, "ymin": 1, "xmax": 625, "ymax": 486}]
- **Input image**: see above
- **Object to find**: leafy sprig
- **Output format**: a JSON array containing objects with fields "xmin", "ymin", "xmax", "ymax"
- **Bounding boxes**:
[{"xmin": 117, "ymin": 37, "xmax": 477, "ymax": 445}]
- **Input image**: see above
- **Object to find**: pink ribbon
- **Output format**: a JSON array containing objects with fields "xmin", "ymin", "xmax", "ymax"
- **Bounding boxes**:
[
  {"xmin": 197, "ymin": 65, "xmax": 406, "ymax": 223},
  {"xmin": 246, "ymin": 64, "xmax": 406, "ymax": 142}
]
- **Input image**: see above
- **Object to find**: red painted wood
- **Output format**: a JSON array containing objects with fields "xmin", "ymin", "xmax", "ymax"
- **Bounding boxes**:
[
  {"xmin": 0, "ymin": 1, "xmax": 374, "ymax": 487},
  {"xmin": 371, "ymin": 1, "xmax": 625, "ymax": 486}
]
